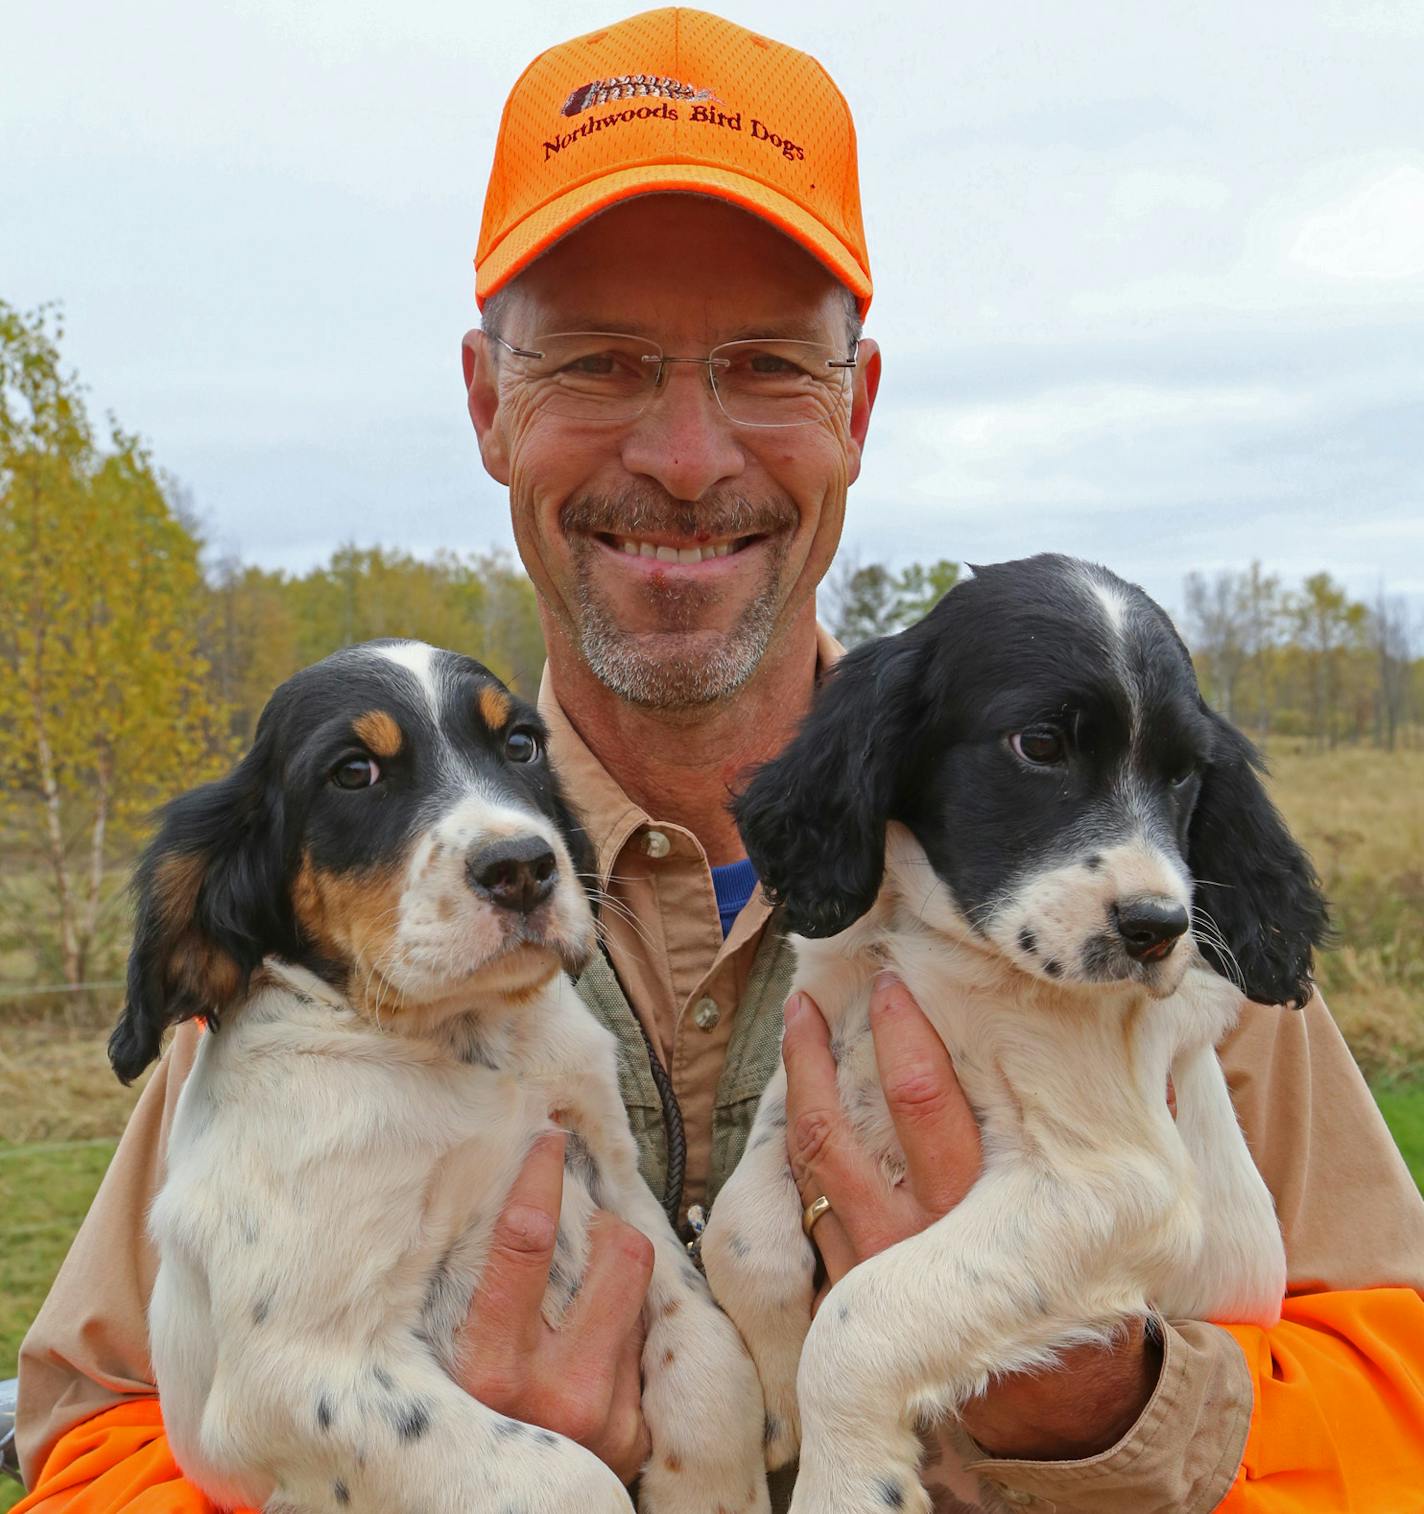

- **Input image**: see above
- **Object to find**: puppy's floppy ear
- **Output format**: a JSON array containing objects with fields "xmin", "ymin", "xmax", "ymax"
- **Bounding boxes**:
[
  {"xmin": 1188, "ymin": 711, "xmax": 1330, "ymax": 1009},
  {"xmin": 550, "ymin": 782, "xmax": 598, "ymax": 910},
  {"xmin": 109, "ymin": 739, "xmax": 290, "ymax": 1084},
  {"xmin": 733, "ymin": 632, "xmax": 926, "ymax": 938}
]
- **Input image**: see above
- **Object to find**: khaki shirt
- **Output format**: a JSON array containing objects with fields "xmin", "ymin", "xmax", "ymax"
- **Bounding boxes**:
[{"xmin": 18, "ymin": 645, "xmax": 1424, "ymax": 1513}]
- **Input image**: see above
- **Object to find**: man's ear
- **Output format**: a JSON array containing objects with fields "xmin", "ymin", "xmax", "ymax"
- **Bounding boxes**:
[
  {"xmin": 462, "ymin": 329, "xmax": 510, "ymax": 485},
  {"xmin": 733, "ymin": 629, "xmax": 925, "ymax": 939},
  {"xmin": 1188, "ymin": 712, "xmax": 1330, "ymax": 1009},
  {"xmin": 109, "ymin": 745, "xmax": 291, "ymax": 1084},
  {"xmin": 845, "ymin": 337, "xmax": 881, "ymax": 487}
]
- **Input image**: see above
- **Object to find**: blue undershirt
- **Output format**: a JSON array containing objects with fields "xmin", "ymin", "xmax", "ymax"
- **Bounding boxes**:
[{"xmin": 710, "ymin": 857, "xmax": 759, "ymax": 937}]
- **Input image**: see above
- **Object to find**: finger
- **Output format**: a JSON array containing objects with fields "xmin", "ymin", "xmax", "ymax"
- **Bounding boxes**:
[
  {"xmin": 804, "ymin": 1208, "xmax": 859, "ymax": 1289},
  {"xmin": 782, "ymin": 992, "xmax": 894, "ymax": 1249},
  {"xmin": 868, "ymin": 974, "xmax": 982, "ymax": 1213},
  {"xmin": 600, "ymin": 1311, "xmax": 652, "ymax": 1484},
  {"xmin": 557, "ymin": 1211, "xmax": 654, "ymax": 1379},
  {"xmin": 465, "ymin": 1131, "xmax": 565, "ymax": 1358}
]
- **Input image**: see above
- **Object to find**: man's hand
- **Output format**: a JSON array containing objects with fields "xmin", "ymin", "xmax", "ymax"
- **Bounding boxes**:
[
  {"xmin": 455, "ymin": 1131, "xmax": 654, "ymax": 1483},
  {"xmin": 781, "ymin": 976, "xmax": 1162, "ymax": 1461}
]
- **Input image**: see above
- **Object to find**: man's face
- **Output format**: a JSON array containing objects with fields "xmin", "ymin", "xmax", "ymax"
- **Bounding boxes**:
[{"xmin": 464, "ymin": 195, "xmax": 879, "ymax": 708}]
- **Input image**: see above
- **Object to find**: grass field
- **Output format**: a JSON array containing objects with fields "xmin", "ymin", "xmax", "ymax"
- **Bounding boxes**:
[{"xmin": 0, "ymin": 742, "xmax": 1419, "ymax": 1504}]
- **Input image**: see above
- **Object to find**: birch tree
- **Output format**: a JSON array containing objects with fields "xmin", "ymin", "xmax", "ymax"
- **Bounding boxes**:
[{"xmin": 0, "ymin": 301, "xmax": 225, "ymax": 986}]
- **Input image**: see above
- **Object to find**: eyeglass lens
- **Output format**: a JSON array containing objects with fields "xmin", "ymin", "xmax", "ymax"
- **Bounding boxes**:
[{"xmin": 504, "ymin": 333, "xmax": 851, "ymax": 427}]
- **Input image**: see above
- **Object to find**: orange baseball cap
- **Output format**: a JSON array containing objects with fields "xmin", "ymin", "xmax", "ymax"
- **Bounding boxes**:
[{"xmin": 475, "ymin": 7, "xmax": 872, "ymax": 315}]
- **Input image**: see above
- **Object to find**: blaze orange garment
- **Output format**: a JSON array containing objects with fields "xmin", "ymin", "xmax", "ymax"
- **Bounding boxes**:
[
  {"xmin": 17, "ymin": 1288, "xmax": 1424, "ymax": 1512},
  {"xmin": 9, "ymin": 1399, "xmax": 252, "ymax": 1513},
  {"xmin": 1219, "ymin": 1288, "xmax": 1424, "ymax": 1511}
]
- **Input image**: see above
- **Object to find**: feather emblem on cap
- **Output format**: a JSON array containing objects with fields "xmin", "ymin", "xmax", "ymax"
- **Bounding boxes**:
[{"xmin": 561, "ymin": 74, "xmax": 716, "ymax": 117}]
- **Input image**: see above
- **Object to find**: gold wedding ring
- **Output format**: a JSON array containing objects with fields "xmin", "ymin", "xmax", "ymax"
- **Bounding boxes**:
[{"xmin": 801, "ymin": 1194, "xmax": 832, "ymax": 1237}]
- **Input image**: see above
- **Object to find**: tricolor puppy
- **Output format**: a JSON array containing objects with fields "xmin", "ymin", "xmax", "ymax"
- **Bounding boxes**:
[
  {"xmin": 701, "ymin": 555, "xmax": 1328, "ymax": 1514},
  {"xmin": 109, "ymin": 641, "xmax": 768, "ymax": 1514}
]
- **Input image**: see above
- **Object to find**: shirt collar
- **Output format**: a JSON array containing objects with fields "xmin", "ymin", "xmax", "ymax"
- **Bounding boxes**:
[{"xmin": 536, "ymin": 622, "xmax": 844, "ymax": 887}]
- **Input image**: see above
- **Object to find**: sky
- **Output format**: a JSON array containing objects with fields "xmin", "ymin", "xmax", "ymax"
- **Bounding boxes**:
[{"xmin": 5, "ymin": 0, "xmax": 1423, "ymax": 618}]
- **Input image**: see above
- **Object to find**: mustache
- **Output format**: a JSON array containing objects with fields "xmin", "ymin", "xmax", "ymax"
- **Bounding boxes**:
[{"xmin": 560, "ymin": 488, "xmax": 797, "ymax": 541}]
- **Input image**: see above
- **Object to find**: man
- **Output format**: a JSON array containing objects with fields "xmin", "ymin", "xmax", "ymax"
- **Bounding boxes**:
[{"xmin": 15, "ymin": 9, "xmax": 1424, "ymax": 1512}]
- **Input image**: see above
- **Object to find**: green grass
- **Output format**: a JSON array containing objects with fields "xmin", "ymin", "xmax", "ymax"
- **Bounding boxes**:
[
  {"xmin": 1372, "ymin": 1081, "xmax": 1424, "ymax": 1188},
  {"xmin": 1, "ymin": 1140, "xmax": 118, "ymax": 1377},
  {"xmin": 1, "ymin": 1140, "xmax": 118, "ymax": 1510}
]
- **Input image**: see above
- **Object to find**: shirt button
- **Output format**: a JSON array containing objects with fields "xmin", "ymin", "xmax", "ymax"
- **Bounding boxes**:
[
  {"xmin": 997, "ymin": 1489, "xmax": 1036, "ymax": 1507},
  {"xmin": 642, "ymin": 828, "xmax": 672, "ymax": 859},
  {"xmin": 692, "ymin": 996, "xmax": 721, "ymax": 1031}
]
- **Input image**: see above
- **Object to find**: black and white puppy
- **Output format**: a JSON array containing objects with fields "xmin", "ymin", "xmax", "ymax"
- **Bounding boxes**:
[
  {"xmin": 701, "ymin": 555, "xmax": 1328, "ymax": 1514},
  {"xmin": 110, "ymin": 640, "xmax": 768, "ymax": 1514}
]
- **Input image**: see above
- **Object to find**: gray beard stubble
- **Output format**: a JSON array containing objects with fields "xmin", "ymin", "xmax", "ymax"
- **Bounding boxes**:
[{"xmin": 561, "ymin": 489, "xmax": 796, "ymax": 709}]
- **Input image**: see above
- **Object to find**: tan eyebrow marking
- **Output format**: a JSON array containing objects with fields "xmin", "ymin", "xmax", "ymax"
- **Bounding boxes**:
[
  {"xmin": 353, "ymin": 710, "xmax": 403, "ymax": 758},
  {"xmin": 478, "ymin": 685, "xmax": 512, "ymax": 729}
]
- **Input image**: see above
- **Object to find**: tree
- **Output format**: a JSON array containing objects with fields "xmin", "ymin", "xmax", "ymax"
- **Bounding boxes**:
[
  {"xmin": 824, "ymin": 556, "xmax": 961, "ymax": 646},
  {"xmin": 1238, "ymin": 561, "xmax": 1283, "ymax": 738},
  {"xmin": 1183, "ymin": 563, "xmax": 1283, "ymax": 729},
  {"xmin": 0, "ymin": 301, "xmax": 226, "ymax": 986},
  {"xmin": 894, "ymin": 559, "xmax": 960, "ymax": 623},
  {"xmin": 1289, "ymin": 573, "xmax": 1367, "ymax": 750},
  {"xmin": 1184, "ymin": 570, "xmax": 1249, "ymax": 720},
  {"xmin": 826, "ymin": 560, "xmax": 900, "ymax": 645},
  {"xmin": 1369, "ymin": 589, "xmax": 1414, "ymax": 751}
]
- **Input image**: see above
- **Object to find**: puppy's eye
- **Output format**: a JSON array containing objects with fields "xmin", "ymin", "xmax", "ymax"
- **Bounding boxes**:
[
  {"xmin": 331, "ymin": 756, "xmax": 381, "ymax": 789},
  {"xmin": 1010, "ymin": 728, "xmax": 1066, "ymax": 766},
  {"xmin": 505, "ymin": 727, "xmax": 542, "ymax": 764},
  {"xmin": 1169, "ymin": 766, "xmax": 1198, "ymax": 789}
]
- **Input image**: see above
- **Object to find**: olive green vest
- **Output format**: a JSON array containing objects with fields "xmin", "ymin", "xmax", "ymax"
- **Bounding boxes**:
[
  {"xmin": 573, "ymin": 920, "xmax": 798, "ymax": 1213},
  {"xmin": 574, "ymin": 922, "xmax": 800, "ymax": 1513}
]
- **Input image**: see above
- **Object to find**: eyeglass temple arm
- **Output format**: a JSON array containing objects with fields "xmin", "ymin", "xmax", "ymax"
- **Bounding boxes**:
[{"xmin": 487, "ymin": 333, "xmax": 544, "ymax": 360}]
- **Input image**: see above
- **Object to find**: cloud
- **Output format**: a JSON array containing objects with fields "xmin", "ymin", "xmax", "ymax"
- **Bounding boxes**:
[{"xmin": 1290, "ymin": 164, "xmax": 1424, "ymax": 281}]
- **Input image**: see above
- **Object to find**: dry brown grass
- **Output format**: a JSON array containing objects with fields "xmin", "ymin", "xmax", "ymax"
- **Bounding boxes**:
[
  {"xmin": 0, "ymin": 1016, "xmax": 148, "ymax": 1146},
  {"xmin": 0, "ymin": 744, "xmax": 1418, "ymax": 1150},
  {"xmin": 1263, "ymin": 744, "xmax": 1424, "ymax": 1083}
]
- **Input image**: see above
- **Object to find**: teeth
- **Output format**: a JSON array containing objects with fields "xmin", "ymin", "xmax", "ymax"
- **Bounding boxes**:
[{"xmin": 614, "ymin": 537, "xmax": 740, "ymax": 563}]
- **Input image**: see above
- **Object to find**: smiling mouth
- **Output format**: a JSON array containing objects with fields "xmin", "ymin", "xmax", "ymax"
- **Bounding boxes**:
[{"xmin": 594, "ymin": 532, "xmax": 764, "ymax": 564}]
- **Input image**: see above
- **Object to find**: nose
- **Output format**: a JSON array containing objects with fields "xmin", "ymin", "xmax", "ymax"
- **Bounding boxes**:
[
  {"xmin": 620, "ymin": 364, "xmax": 746, "ymax": 502},
  {"xmin": 1113, "ymin": 896, "xmax": 1190, "ymax": 961},
  {"xmin": 467, "ymin": 836, "xmax": 558, "ymax": 915}
]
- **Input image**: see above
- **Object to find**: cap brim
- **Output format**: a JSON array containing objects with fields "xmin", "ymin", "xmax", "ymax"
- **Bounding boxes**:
[{"xmin": 476, "ymin": 164, "xmax": 872, "ymax": 317}]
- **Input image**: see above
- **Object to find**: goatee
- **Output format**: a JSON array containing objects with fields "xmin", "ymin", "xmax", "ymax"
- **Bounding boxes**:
[{"xmin": 560, "ymin": 488, "xmax": 797, "ymax": 709}]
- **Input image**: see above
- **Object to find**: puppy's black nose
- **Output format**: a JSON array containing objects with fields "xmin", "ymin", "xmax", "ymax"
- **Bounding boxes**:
[
  {"xmin": 467, "ymin": 837, "xmax": 557, "ymax": 915},
  {"xmin": 1113, "ymin": 897, "xmax": 1190, "ymax": 961}
]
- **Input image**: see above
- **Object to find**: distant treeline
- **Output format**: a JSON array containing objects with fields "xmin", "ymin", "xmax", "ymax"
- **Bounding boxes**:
[{"xmin": 204, "ymin": 546, "xmax": 545, "ymax": 740}]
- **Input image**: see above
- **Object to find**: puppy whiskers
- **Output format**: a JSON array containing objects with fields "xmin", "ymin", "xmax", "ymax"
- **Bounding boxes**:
[{"xmin": 1191, "ymin": 906, "xmax": 1245, "ymax": 994}]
